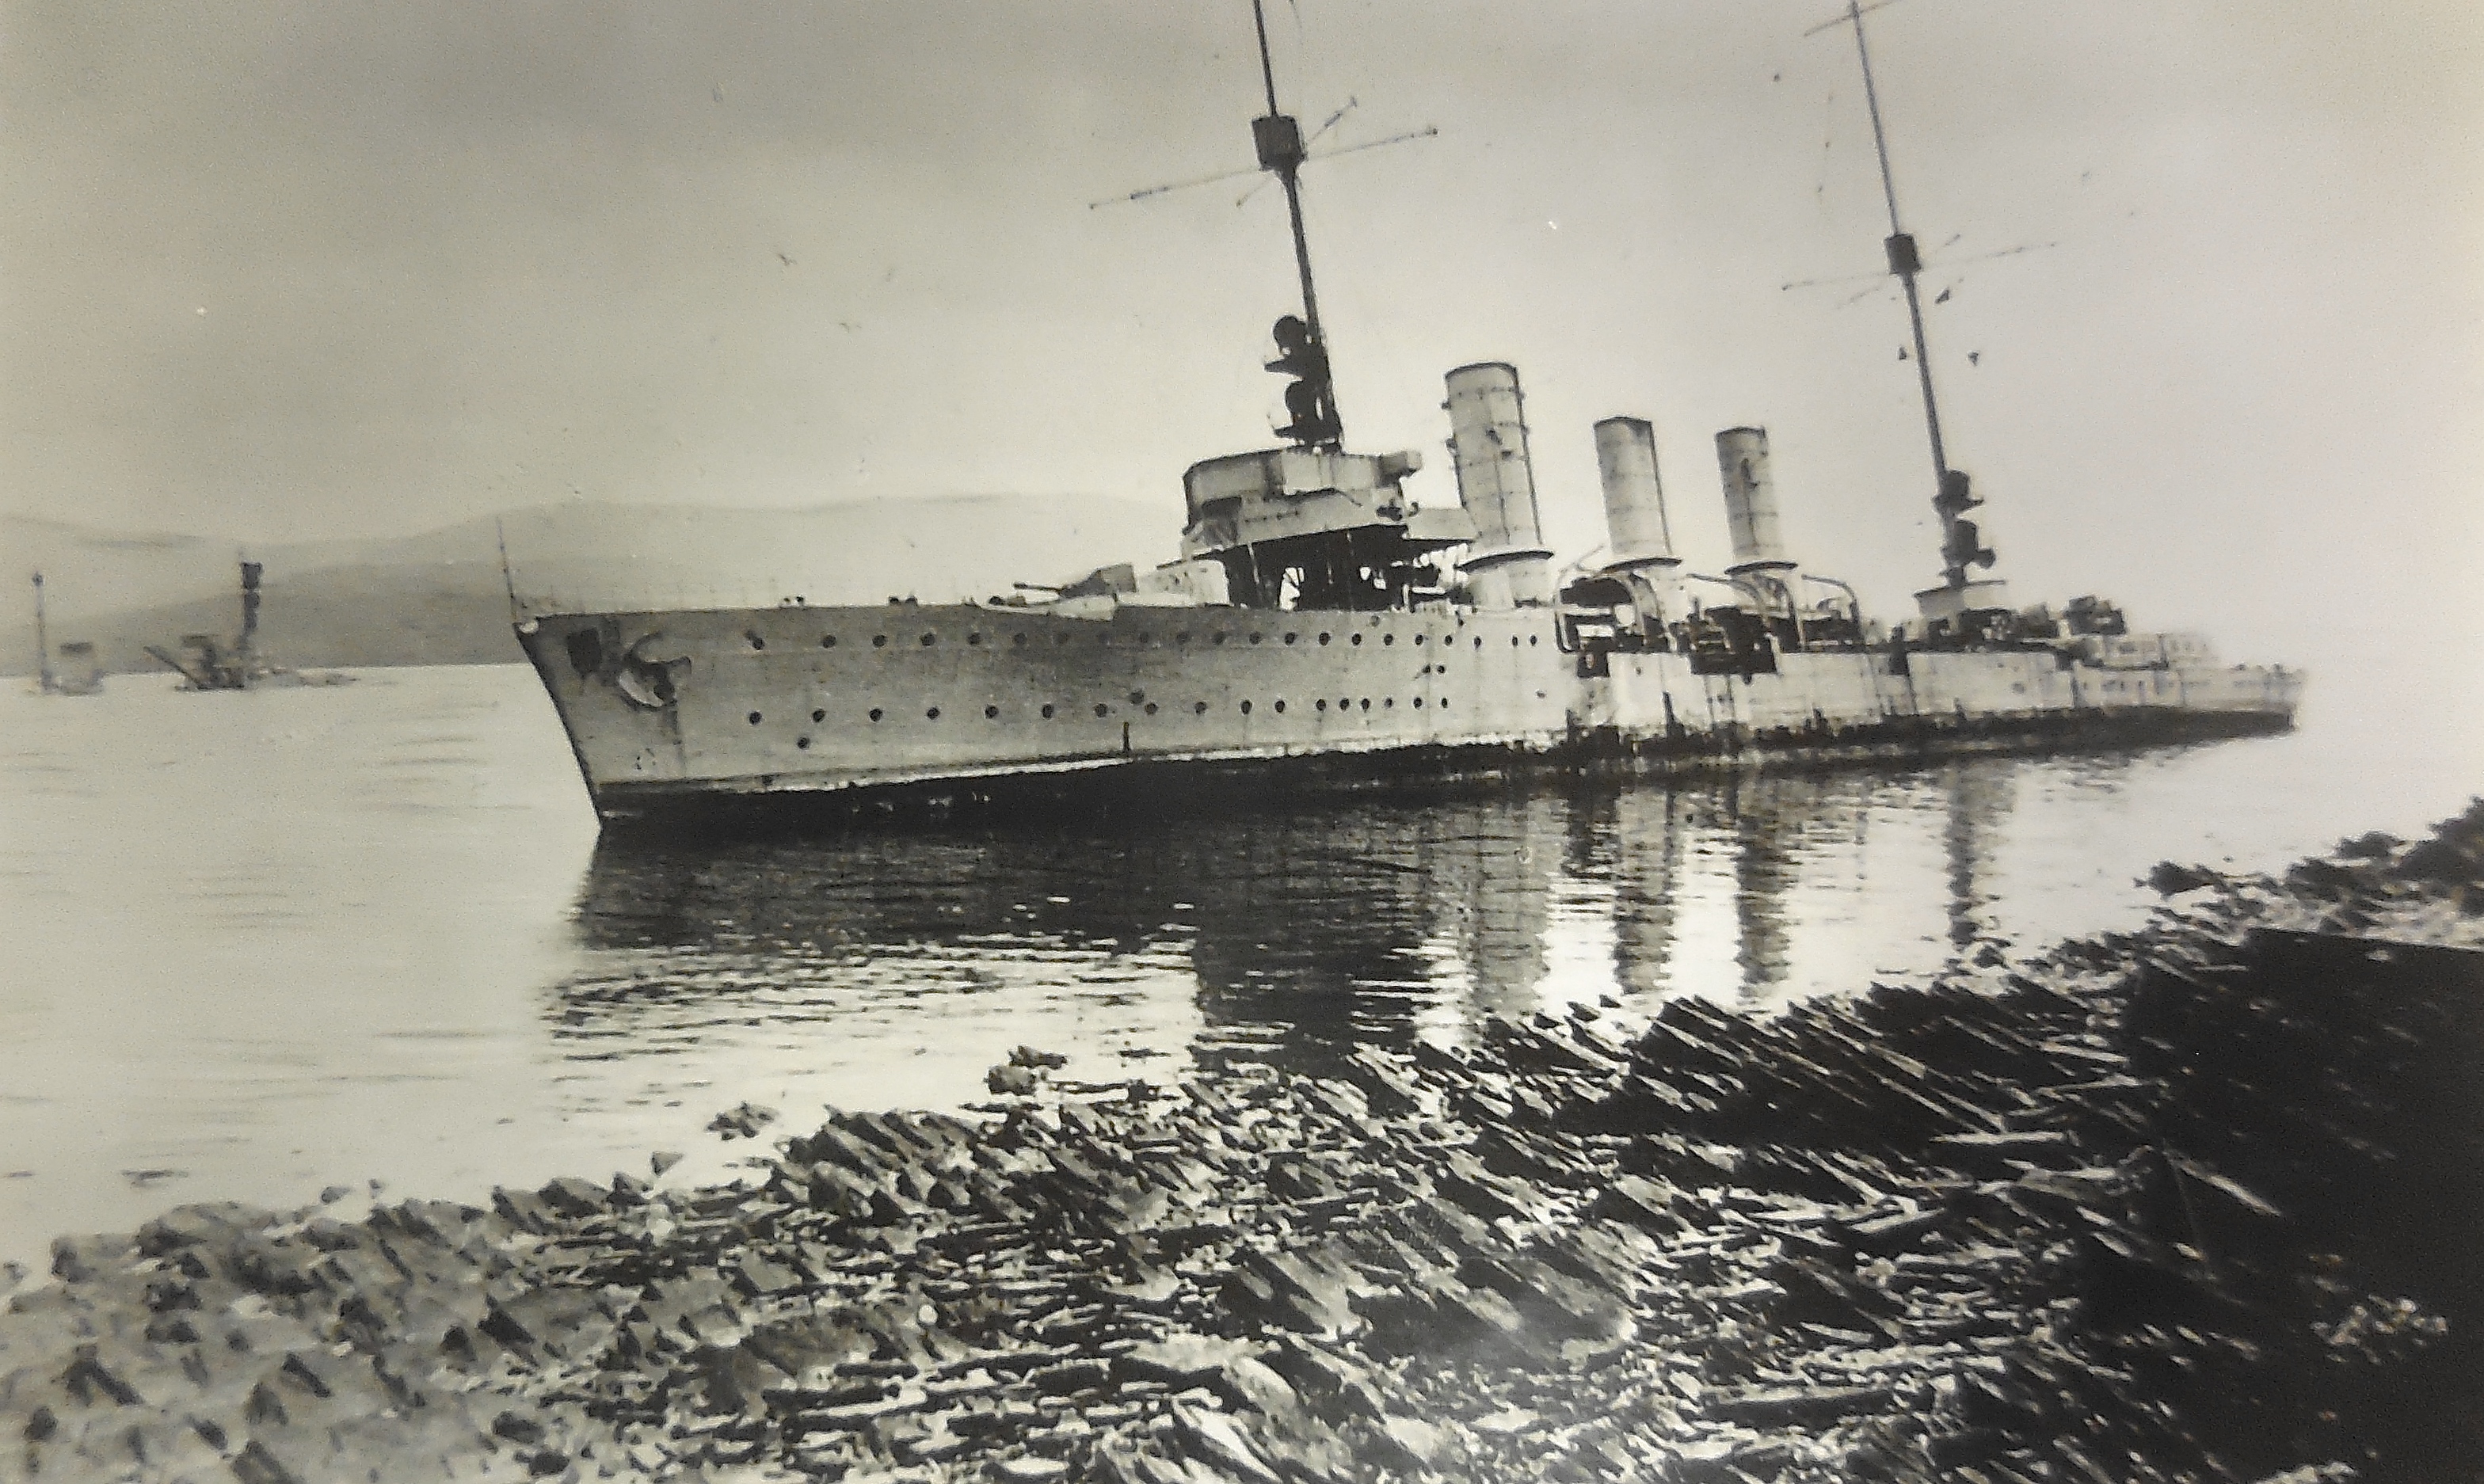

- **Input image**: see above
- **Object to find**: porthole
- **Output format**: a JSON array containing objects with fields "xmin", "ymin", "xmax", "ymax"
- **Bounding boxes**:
[
  {"xmin": 1530, "ymin": 635, "xmax": 1540, "ymax": 646},
  {"xmin": 1436, "ymin": 664, "xmax": 1447, "ymax": 675},
  {"xmin": 1240, "ymin": 700, "xmax": 1252, "ymax": 714},
  {"xmin": 811, "ymin": 708, "xmax": 826, "ymax": 722},
  {"xmin": 1339, "ymin": 698, "xmax": 1351, "ymax": 710},
  {"xmin": 747, "ymin": 711, "xmax": 763, "ymax": 725},
  {"xmin": 920, "ymin": 633, "xmax": 937, "ymax": 647},
  {"xmin": 821, "ymin": 636, "xmax": 838, "ymax": 649},
  {"xmin": 1056, "ymin": 634, "xmax": 1072, "ymax": 646},
  {"xmin": 1194, "ymin": 701, "xmax": 1208, "ymax": 714},
  {"xmin": 985, "ymin": 705, "xmax": 1000, "ymax": 718},
  {"xmin": 1316, "ymin": 699, "xmax": 1328, "ymax": 711},
  {"xmin": 746, "ymin": 632, "xmax": 766, "ymax": 651},
  {"xmin": 1128, "ymin": 690, "xmax": 1145, "ymax": 705},
  {"xmin": 1351, "ymin": 634, "xmax": 1364, "ymax": 646},
  {"xmin": 1511, "ymin": 637, "xmax": 1520, "ymax": 647},
  {"xmin": 796, "ymin": 736, "xmax": 812, "ymax": 748},
  {"xmin": 1474, "ymin": 637, "xmax": 1484, "ymax": 649},
  {"xmin": 1359, "ymin": 698, "xmax": 1371, "ymax": 710},
  {"xmin": 926, "ymin": 706, "xmax": 941, "ymax": 719},
  {"xmin": 1384, "ymin": 697, "xmax": 1394, "ymax": 708},
  {"xmin": 1042, "ymin": 703, "xmax": 1056, "ymax": 719},
  {"xmin": 1412, "ymin": 698, "xmax": 1423, "ymax": 708},
  {"xmin": 1144, "ymin": 702, "xmax": 1158, "ymax": 715},
  {"xmin": 1382, "ymin": 634, "xmax": 1395, "ymax": 646},
  {"xmin": 1248, "ymin": 633, "xmax": 1263, "ymax": 645},
  {"xmin": 1273, "ymin": 700, "xmax": 1286, "ymax": 713},
  {"xmin": 1213, "ymin": 632, "xmax": 1229, "ymax": 645},
  {"xmin": 968, "ymin": 633, "xmax": 984, "ymax": 646},
  {"xmin": 1318, "ymin": 633, "xmax": 1332, "ymax": 645},
  {"xmin": 1094, "ymin": 703, "xmax": 1110, "ymax": 717},
  {"xmin": 1414, "ymin": 634, "xmax": 1427, "ymax": 646},
  {"xmin": 1440, "ymin": 698, "xmax": 1450, "ymax": 710},
  {"xmin": 1283, "ymin": 633, "xmax": 1299, "ymax": 645},
  {"xmin": 1012, "ymin": 633, "xmax": 1027, "ymax": 646},
  {"xmin": 874, "ymin": 635, "xmax": 889, "ymax": 648},
  {"xmin": 869, "ymin": 707, "xmax": 884, "ymax": 721}
]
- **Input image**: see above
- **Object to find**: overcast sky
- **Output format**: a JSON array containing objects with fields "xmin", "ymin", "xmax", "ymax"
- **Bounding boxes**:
[{"xmin": 6, "ymin": 0, "xmax": 2480, "ymax": 679}]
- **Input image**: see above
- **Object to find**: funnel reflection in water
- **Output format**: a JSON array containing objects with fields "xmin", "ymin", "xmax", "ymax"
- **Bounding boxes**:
[{"xmin": 556, "ymin": 763, "xmax": 2036, "ymax": 1090}]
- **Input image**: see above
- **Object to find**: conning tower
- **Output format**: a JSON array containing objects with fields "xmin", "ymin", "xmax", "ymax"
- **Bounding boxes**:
[
  {"xmin": 1444, "ymin": 363, "xmax": 1555, "ymax": 608},
  {"xmin": 1179, "ymin": 447, "xmax": 1472, "ymax": 611}
]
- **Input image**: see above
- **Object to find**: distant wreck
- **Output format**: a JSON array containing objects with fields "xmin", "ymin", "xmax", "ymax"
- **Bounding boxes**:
[
  {"xmin": 28, "ymin": 572, "xmax": 103, "ymax": 695},
  {"xmin": 145, "ymin": 561, "xmax": 352, "ymax": 691}
]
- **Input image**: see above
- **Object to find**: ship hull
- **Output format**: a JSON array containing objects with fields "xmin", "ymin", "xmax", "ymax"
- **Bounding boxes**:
[{"xmin": 516, "ymin": 603, "xmax": 2303, "ymax": 834}]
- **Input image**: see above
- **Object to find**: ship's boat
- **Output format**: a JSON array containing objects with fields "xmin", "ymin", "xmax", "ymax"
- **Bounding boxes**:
[{"xmin": 513, "ymin": 3, "xmax": 2302, "ymax": 833}]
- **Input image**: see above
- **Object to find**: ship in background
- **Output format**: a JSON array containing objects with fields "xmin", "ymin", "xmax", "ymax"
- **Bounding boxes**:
[
  {"xmin": 146, "ymin": 561, "xmax": 354, "ymax": 691},
  {"xmin": 513, "ymin": 0, "xmax": 2301, "ymax": 832},
  {"xmin": 28, "ymin": 573, "xmax": 104, "ymax": 696}
]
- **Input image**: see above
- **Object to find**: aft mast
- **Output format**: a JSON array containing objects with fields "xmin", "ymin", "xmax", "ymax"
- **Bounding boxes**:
[{"xmin": 1827, "ymin": 0, "xmax": 2001, "ymax": 624}]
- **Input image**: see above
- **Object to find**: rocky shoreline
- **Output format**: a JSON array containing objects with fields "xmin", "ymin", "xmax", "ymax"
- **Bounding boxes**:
[{"xmin": 6, "ymin": 801, "xmax": 2480, "ymax": 1483}]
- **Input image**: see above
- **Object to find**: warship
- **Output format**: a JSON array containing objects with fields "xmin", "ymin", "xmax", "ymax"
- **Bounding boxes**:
[
  {"xmin": 28, "ymin": 573, "xmax": 104, "ymax": 696},
  {"xmin": 516, "ymin": 2, "xmax": 2302, "ymax": 832},
  {"xmin": 145, "ymin": 561, "xmax": 354, "ymax": 691}
]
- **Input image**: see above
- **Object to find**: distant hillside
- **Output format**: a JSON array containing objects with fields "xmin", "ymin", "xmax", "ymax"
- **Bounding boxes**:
[{"xmin": 1, "ymin": 494, "xmax": 1173, "ymax": 675}]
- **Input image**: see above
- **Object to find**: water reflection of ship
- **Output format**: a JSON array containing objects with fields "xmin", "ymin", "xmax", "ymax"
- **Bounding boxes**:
[
  {"xmin": 570, "ymin": 797, "xmax": 1568, "ymax": 1079},
  {"xmin": 566, "ymin": 769, "xmax": 2040, "ymax": 1074},
  {"xmin": 1941, "ymin": 761, "xmax": 2012, "ymax": 950},
  {"xmin": 1593, "ymin": 761, "xmax": 2017, "ymax": 1006}
]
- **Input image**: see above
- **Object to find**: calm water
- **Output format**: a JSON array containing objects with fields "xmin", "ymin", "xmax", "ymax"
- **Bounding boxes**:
[{"xmin": 1, "ymin": 663, "xmax": 2474, "ymax": 1269}]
